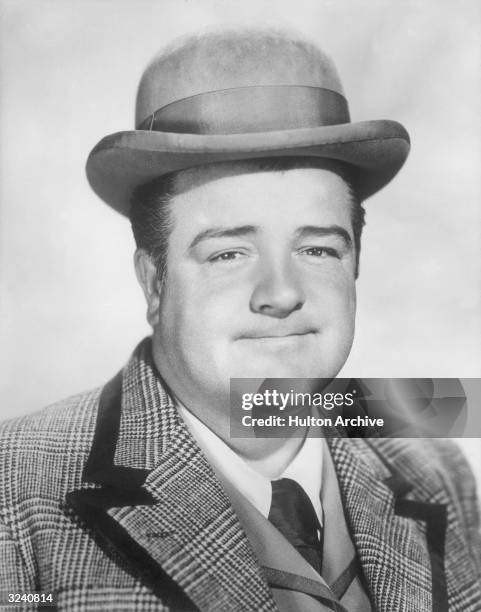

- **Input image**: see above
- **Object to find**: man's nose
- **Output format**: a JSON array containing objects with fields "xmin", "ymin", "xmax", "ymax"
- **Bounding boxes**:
[{"xmin": 250, "ymin": 259, "xmax": 305, "ymax": 318}]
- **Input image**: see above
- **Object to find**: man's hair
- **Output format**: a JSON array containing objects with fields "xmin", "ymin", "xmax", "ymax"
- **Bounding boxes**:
[{"xmin": 130, "ymin": 158, "xmax": 366, "ymax": 282}]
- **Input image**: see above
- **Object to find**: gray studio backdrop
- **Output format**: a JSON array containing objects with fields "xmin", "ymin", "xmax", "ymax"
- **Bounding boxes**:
[{"xmin": 0, "ymin": 0, "xmax": 480, "ymax": 485}]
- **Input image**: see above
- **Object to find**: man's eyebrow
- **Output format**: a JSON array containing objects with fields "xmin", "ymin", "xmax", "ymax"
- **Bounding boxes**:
[
  {"xmin": 296, "ymin": 225, "xmax": 353, "ymax": 249},
  {"xmin": 188, "ymin": 225, "xmax": 257, "ymax": 250}
]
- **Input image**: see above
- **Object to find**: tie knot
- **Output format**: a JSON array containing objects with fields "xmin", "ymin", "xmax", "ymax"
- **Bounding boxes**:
[{"xmin": 269, "ymin": 478, "xmax": 322, "ymax": 555}]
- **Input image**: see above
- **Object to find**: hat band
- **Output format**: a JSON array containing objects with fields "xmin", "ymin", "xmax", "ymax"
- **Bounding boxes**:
[{"xmin": 137, "ymin": 85, "xmax": 350, "ymax": 134}]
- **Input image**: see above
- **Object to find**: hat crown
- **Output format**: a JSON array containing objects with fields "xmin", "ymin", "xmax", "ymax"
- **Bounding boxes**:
[{"xmin": 135, "ymin": 29, "xmax": 344, "ymax": 129}]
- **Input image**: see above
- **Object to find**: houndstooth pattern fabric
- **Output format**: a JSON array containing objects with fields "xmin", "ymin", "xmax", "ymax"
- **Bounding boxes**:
[
  {"xmin": 0, "ymin": 340, "xmax": 276, "ymax": 612},
  {"xmin": 327, "ymin": 437, "xmax": 481, "ymax": 611},
  {"xmin": 1, "ymin": 337, "xmax": 481, "ymax": 611}
]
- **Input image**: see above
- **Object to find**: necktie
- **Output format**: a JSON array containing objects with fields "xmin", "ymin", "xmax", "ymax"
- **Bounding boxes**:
[{"xmin": 268, "ymin": 478, "xmax": 323, "ymax": 575}]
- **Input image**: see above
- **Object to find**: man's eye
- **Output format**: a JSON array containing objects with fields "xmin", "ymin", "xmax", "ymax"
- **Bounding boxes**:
[
  {"xmin": 208, "ymin": 251, "xmax": 245, "ymax": 263},
  {"xmin": 299, "ymin": 247, "xmax": 340, "ymax": 259}
]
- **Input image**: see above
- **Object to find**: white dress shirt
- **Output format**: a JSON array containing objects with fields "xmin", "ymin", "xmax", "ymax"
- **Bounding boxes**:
[{"xmin": 178, "ymin": 404, "xmax": 324, "ymax": 526}]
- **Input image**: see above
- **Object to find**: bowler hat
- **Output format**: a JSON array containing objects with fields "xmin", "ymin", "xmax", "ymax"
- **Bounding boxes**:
[{"xmin": 86, "ymin": 28, "xmax": 410, "ymax": 216}]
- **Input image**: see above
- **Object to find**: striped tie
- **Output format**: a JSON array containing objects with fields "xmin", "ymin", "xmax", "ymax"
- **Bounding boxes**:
[{"xmin": 268, "ymin": 478, "xmax": 323, "ymax": 575}]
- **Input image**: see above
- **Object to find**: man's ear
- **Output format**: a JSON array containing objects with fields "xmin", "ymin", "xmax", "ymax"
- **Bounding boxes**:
[{"xmin": 134, "ymin": 249, "xmax": 161, "ymax": 327}]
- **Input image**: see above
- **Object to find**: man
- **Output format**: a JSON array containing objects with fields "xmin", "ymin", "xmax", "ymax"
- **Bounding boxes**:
[{"xmin": 1, "ymin": 28, "xmax": 480, "ymax": 612}]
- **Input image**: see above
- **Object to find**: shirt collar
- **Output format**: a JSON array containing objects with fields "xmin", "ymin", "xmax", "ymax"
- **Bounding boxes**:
[{"xmin": 178, "ymin": 404, "xmax": 324, "ymax": 525}]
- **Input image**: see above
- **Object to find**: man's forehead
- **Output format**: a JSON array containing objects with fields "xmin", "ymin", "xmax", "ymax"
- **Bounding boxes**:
[{"xmin": 165, "ymin": 159, "xmax": 356, "ymax": 243}]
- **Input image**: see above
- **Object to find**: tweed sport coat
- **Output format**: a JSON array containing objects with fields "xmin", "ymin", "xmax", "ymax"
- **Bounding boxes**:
[{"xmin": 1, "ymin": 339, "xmax": 480, "ymax": 611}]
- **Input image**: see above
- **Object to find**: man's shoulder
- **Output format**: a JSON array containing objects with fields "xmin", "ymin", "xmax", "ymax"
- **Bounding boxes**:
[
  {"xmin": 369, "ymin": 437, "xmax": 472, "ymax": 476},
  {"xmin": 0, "ymin": 386, "xmax": 103, "ymax": 502},
  {"xmin": 370, "ymin": 436, "xmax": 463, "ymax": 459},
  {"xmin": 0, "ymin": 386, "xmax": 102, "ymax": 443},
  {"xmin": 369, "ymin": 438, "xmax": 479, "ymax": 506}
]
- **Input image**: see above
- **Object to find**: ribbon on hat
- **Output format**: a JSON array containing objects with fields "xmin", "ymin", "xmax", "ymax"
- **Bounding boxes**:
[{"xmin": 137, "ymin": 85, "xmax": 350, "ymax": 135}]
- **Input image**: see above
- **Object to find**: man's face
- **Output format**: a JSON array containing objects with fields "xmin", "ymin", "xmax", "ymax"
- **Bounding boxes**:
[{"xmin": 147, "ymin": 163, "xmax": 357, "ymax": 415}]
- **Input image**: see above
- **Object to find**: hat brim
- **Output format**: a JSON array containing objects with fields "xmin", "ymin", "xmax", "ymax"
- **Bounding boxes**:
[{"xmin": 86, "ymin": 119, "xmax": 410, "ymax": 216}]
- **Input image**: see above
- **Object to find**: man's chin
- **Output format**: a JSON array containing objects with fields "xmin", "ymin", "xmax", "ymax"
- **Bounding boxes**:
[
  {"xmin": 229, "ymin": 361, "xmax": 329, "ymax": 380},
  {"xmin": 227, "ymin": 342, "xmax": 348, "ymax": 379}
]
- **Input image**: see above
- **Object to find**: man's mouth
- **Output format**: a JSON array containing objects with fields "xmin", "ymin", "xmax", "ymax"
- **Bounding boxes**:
[{"xmin": 235, "ymin": 329, "xmax": 318, "ymax": 340}]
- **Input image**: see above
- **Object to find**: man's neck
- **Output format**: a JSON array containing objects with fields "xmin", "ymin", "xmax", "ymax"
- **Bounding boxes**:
[
  {"xmin": 238, "ymin": 433, "xmax": 308, "ymax": 479},
  {"xmin": 150, "ymin": 344, "xmax": 308, "ymax": 474},
  {"xmin": 176, "ymin": 397, "xmax": 307, "ymax": 478}
]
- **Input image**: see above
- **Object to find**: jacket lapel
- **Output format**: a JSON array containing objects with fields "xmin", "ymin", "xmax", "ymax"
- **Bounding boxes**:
[
  {"xmin": 66, "ymin": 340, "xmax": 477, "ymax": 612},
  {"xmin": 326, "ymin": 436, "xmax": 452, "ymax": 612},
  {"xmin": 67, "ymin": 339, "xmax": 276, "ymax": 612}
]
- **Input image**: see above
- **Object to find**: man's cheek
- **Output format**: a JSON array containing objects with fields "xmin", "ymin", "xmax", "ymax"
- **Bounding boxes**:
[
  {"xmin": 309, "ymin": 283, "xmax": 355, "ymax": 317},
  {"xmin": 198, "ymin": 288, "xmax": 245, "ymax": 322}
]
